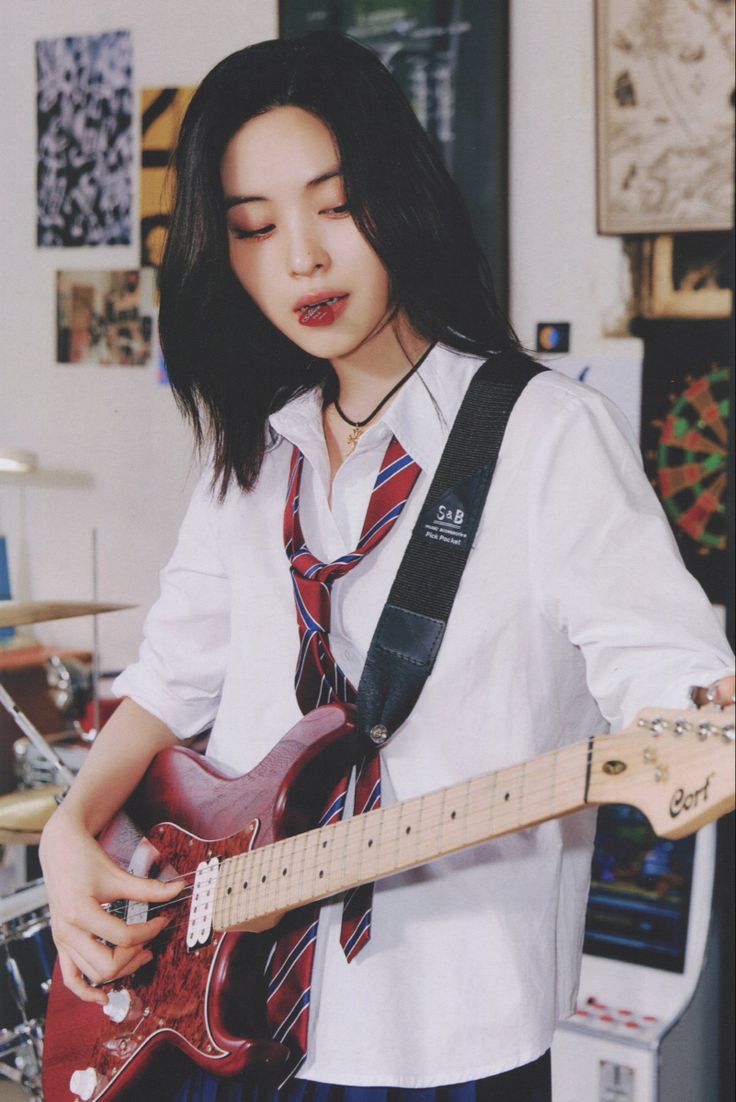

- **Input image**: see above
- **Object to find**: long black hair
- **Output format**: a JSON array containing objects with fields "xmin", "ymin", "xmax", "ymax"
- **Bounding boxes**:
[{"xmin": 159, "ymin": 31, "xmax": 521, "ymax": 496}]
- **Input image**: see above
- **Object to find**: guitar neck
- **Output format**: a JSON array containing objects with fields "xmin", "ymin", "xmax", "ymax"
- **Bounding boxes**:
[{"xmin": 213, "ymin": 739, "xmax": 591, "ymax": 933}]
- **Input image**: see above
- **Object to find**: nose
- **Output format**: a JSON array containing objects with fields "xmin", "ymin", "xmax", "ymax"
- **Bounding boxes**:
[{"xmin": 287, "ymin": 219, "xmax": 329, "ymax": 277}]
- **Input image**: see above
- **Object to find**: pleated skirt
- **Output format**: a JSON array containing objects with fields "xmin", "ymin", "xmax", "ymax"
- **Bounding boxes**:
[{"xmin": 172, "ymin": 1052, "xmax": 551, "ymax": 1102}]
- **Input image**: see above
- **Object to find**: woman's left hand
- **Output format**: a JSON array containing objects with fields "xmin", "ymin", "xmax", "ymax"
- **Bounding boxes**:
[{"xmin": 692, "ymin": 674, "xmax": 735, "ymax": 708}]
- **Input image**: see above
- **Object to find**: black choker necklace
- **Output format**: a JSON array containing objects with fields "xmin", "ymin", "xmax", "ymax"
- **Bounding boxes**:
[{"xmin": 333, "ymin": 344, "xmax": 434, "ymax": 453}]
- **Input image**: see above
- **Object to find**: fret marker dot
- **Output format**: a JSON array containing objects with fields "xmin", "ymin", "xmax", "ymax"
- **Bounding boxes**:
[
  {"xmin": 504, "ymin": 793, "xmax": 510, "ymax": 801},
  {"xmin": 226, "ymin": 887, "xmax": 232, "ymax": 895},
  {"xmin": 368, "ymin": 839, "xmax": 373, "ymax": 847},
  {"xmin": 282, "ymin": 868, "xmax": 288, "ymax": 876},
  {"xmin": 243, "ymin": 882, "xmax": 248, "ymax": 890},
  {"xmin": 322, "ymin": 840, "xmax": 328, "ymax": 848},
  {"xmin": 319, "ymin": 870, "xmax": 324, "ymax": 878},
  {"xmin": 450, "ymin": 811, "xmax": 457, "ymax": 819},
  {"xmin": 261, "ymin": 875, "xmax": 267, "ymax": 883},
  {"xmin": 405, "ymin": 826, "xmax": 411, "ymax": 834}
]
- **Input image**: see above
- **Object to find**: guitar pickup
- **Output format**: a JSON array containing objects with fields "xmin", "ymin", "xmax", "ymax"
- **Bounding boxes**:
[{"xmin": 186, "ymin": 856, "xmax": 220, "ymax": 949}]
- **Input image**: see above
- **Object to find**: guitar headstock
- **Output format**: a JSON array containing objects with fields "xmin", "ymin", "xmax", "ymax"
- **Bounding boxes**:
[{"xmin": 588, "ymin": 706, "xmax": 735, "ymax": 839}]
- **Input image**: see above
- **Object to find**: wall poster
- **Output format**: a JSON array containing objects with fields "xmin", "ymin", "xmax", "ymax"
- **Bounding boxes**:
[
  {"xmin": 140, "ymin": 87, "xmax": 196, "ymax": 269},
  {"xmin": 56, "ymin": 270, "xmax": 155, "ymax": 366},
  {"xmin": 36, "ymin": 31, "xmax": 134, "ymax": 246},
  {"xmin": 595, "ymin": 0, "xmax": 735, "ymax": 234},
  {"xmin": 280, "ymin": 0, "xmax": 509, "ymax": 304}
]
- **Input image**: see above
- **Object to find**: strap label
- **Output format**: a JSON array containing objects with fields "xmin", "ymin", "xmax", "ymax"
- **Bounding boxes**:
[{"xmin": 420, "ymin": 482, "xmax": 477, "ymax": 550}]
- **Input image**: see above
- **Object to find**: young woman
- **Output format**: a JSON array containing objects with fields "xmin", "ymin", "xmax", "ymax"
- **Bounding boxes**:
[{"xmin": 40, "ymin": 31, "xmax": 734, "ymax": 1102}]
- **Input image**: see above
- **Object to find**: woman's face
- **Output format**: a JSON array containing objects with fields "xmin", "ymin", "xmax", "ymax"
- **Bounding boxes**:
[{"xmin": 221, "ymin": 106, "xmax": 393, "ymax": 363}]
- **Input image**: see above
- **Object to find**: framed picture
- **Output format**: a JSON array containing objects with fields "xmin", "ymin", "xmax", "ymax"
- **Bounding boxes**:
[
  {"xmin": 638, "ymin": 233, "xmax": 733, "ymax": 320},
  {"xmin": 595, "ymin": 0, "xmax": 734, "ymax": 234},
  {"xmin": 279, "ymin": 0, "xmax": 510, "ymax": 305}
]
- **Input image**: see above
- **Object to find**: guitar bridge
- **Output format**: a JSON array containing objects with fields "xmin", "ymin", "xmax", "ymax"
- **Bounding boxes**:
[{"xmin": 187, "ymin": 856, "xmax": 220, "ymax": 949}]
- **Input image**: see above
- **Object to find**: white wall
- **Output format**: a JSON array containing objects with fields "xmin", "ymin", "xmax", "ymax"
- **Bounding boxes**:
[
  {"xmin": 0, "ymin": 0, "xmax": 630, "ymax": 673},
  {"xmin": 0, "ymin": 0, "xmax": 278, "ymax": 671},
  {"xmin": 509, "ymin": 3, "xmax": 634, "ymax": 347}
]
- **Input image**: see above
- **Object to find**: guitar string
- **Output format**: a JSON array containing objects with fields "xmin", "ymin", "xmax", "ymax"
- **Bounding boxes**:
[
  {"xmin": 100, "ymin": 735, "xmax": 730, "ymax": 937},
  {"xmin": 102, "ymin": 749, "xmax": 581, "ymax": 922},
  {"xmin": 102, "ymin": 731, "xmax": 731, "ymax": 928}
]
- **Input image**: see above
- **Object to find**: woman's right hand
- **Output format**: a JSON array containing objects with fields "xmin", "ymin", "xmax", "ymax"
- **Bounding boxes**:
[{"xmin": 39, "ymin": 806, "xmax": 183, "ymax": 1005}]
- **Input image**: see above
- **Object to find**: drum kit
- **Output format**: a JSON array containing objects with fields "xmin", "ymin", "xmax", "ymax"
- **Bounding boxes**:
[{"xmin": 0, "ymin": 599, "xmax": 131, "ymax": 1100}]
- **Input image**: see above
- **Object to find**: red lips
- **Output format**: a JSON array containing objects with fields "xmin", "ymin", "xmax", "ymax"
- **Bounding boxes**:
[{"xmin": 293, "ymin": 292, "xmax": 350, "ymax": 327}]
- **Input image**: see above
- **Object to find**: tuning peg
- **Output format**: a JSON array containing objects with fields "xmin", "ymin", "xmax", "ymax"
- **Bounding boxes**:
[
  {"xmin": 638, "ymin": 716, "xmax": 668, "ymax": 734},
  {"xmin": 673, "ymin": 719, "xmax": 692, "ymax": 735},
  {"xmin": 721, "ymin": 723, "xmax": 735, "ymax": 743},
  {"xmin": 698, "ymin": 721, "xmax": 718, "ymax": 740}
]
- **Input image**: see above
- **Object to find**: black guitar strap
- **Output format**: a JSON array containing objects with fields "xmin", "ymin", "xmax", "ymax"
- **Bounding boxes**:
[{"xmin": 356, "ymin": 349, "xmax": 547, "ymax": 752}]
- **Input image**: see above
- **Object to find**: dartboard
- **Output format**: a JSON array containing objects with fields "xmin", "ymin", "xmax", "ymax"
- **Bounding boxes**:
[{"xmin": 654, "ymin": 366, "xmax": 729, "ymax": 554}]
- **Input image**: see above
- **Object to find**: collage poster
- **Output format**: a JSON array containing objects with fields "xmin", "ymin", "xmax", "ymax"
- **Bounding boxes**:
[
  {"xmin": 36, "ymin": 31, "xmax": 133, "ymax": 246},
  {"xmin": 56, "ymin": 270, "xmax": 155, "ymax": 366}
]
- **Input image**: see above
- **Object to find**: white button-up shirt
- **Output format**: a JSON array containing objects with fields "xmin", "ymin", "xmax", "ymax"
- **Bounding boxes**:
[{"xmin": 115, "ymin": 344, "xmax": 732, "ymax": 1086}]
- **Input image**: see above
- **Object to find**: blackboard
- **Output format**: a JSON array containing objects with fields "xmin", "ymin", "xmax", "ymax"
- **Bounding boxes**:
[{"xmin": 280, "ymin": 0, "xmax": 509, "ymax": 307}]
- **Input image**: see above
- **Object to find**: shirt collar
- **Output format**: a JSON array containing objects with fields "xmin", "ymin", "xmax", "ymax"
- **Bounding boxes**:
[{"xmin": 268, "ymin": 343, "xmax": 489, "ymax": 475}]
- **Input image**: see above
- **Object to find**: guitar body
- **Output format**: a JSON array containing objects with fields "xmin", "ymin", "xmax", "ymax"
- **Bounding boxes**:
[
  {"xmin": 42, "ymin": 704, "xmax": 355, "ymax": 1102},
  {"xmin": 41, "ymin": 699, "xmax": 735, "ymax": 1100}
]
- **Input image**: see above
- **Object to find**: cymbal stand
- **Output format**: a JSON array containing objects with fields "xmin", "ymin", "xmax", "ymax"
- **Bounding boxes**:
[{"xmin": 0, "ymin": 681, "xmax": 75, "ymax": 788}]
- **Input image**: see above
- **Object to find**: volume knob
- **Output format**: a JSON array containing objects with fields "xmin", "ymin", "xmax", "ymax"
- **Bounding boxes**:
[
  {"xmin": 103, "ymin": 986, "xmax": 132, "ymax": 1023},
  {"xmin": 69, "ymin": 1067, "xmax": 99, "ymax": 1100}
]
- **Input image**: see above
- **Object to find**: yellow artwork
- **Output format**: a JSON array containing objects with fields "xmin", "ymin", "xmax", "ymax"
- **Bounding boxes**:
[{"xmin": 140, "ymin": 87, "xmax": 195, "ymax": 268}]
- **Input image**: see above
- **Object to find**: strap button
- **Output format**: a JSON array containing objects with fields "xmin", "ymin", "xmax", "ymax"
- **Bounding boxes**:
[{"xmin": 369, "ymin": 724, "xmax": 389, "ymax": 746}]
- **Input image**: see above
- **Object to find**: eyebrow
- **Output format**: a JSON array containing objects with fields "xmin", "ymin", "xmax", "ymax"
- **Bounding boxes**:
[{"xmin": 223, "ymin": 167, "xmax": 343, "ymax": 210}]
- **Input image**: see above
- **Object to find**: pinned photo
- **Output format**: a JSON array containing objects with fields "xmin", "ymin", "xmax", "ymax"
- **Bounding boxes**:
[{"xmin": 56, "ymin": 270, "xmax": 155, "ymax": 366}]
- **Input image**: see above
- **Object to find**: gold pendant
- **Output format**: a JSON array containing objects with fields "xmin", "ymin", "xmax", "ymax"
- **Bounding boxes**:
[{"xmin": 346, "ymin": 425, "xmax": 363, "ymax": 454}]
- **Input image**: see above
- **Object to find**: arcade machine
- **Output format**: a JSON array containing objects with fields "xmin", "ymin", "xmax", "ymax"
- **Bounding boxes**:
[{"xmin": 552, "ymin": 806, "xmax": 719, "ymax": 1102}]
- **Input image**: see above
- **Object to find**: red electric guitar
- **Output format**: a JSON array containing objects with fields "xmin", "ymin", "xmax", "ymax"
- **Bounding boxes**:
[{"xmin": 42, "ymin": 703, "xmax": 735, "ymax": 1101}]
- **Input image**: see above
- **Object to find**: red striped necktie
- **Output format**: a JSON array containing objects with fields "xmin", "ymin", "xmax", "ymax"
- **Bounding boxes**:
[{"xmin": 267, "ymin": 436, "xmax": 421, "ymax": 1075}]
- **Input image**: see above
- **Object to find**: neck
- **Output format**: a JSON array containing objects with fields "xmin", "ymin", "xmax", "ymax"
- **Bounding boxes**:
[
  {"xmin": 322, "ymin": 321, "xmax": 430, "ymax": 480},
  {"xmin": 329, "ymin": 319, "xmax": 430, "ymax": 417}
]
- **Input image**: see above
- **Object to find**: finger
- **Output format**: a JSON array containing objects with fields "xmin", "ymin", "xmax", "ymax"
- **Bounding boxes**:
[
  {"xmin": 108, "ymin": 865, "xmax": 187, "ymax": 904},
  {"xmin": 89, "ymin": 904, "xmax": 174, "ymax": 949},
  {"xmin": 64, "ymin": 932, "xmax": 151, "ymax": 987},
  {"xmin": 49, "ymin": 894, "xmax": 170, "ymax": 952},
  {"xmin": 696, "ymin": 677, "xmax": 736, "ymax": 708},
  {"xmin": 57, "ymin": 946, "xmax": 107, "ymax": 1005}
]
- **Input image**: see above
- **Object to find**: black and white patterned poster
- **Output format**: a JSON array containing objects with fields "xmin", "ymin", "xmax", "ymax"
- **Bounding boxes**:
[{"xmin": 36, "ymin": 31, "xmax": 133, "ymax": 246}]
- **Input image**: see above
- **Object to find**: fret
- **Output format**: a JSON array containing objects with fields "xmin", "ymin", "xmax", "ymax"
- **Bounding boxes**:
[
  {"xmin": 270, "ymin": 832, "xmax": 293, "ymax": 912},
  {"xmin": 213, "ymin": 741, "xmax": 592, "ymax": 933}
]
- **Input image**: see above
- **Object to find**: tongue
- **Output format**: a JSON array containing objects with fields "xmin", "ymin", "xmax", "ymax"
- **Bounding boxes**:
[{"xmin": 299, "ymin": 301, "xmax": 335, "ymax": 325}]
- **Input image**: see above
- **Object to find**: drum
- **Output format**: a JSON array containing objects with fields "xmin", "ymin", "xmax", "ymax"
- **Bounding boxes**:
[
  {"xmin": 1, "ymin": 881, "xmax": 54, "ymax": 1027},
  {"xmin": 1, "ymin": 880, "xmax": 54, "ymax": 1097}
]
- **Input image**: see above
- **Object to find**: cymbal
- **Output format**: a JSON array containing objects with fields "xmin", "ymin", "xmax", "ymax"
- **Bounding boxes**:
[
  {"xmin": 0, "ymin": 600, "xmax": 134, "ymax": 629},
  {"xmin": 0, "ymin": 784, "xmax": 65, "ymax": 844}
]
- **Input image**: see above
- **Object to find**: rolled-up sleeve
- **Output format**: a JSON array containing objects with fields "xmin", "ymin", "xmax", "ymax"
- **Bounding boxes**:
[
  {"xmin": 530, "ymin": 384, "xmax": 733, "ymax": 730},
  {"xmin": 113, "ymin": 474, "xmax": 230, "ymax": 738}
]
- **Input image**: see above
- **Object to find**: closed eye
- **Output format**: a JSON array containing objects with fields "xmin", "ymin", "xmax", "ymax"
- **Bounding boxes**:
[{"xmin": 229, "ymin": 224, "xmax": 275, "ymax": 240}]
